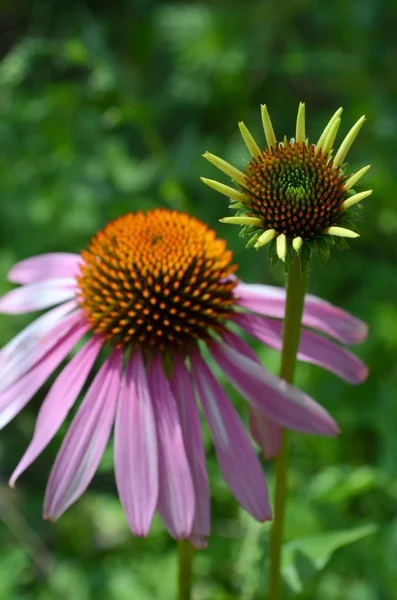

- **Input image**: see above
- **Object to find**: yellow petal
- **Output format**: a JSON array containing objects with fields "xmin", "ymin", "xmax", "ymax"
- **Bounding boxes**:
[
  {"xmin": 260, "ymin": 104, "xmax": 277, "ymax": 149},
  {"xmin": 324, "ymin": 226, "xmax": 359, "ymax": 238},
  {"xmin": 238, "ymin": 122, "xmax": 261, "ymax": 159},
  {"xmin": 276, "ymin": 233, "xmax": 287, "ymax": 261},
  {"xmin": 292, "ymin": 236, "xmax": 303, "ymax": 252},
  {"xmin": 254, "ymin": 229, "xmax": 277, "ymax": 249},
  {"xmin": 203, "ymin": 151, "xmax": 247, "ymax": 187},
  {"xmin": 342, "ymin": 189, "xmax": 373, "ymax": 210},
  {"xmin": 333, "ymin": 116, "xmax": 366, "ymax": 168},
  {"xmin": 315, "ymin": 107, "xmax": 343, "ymax": 156},
  {"xmin": 219, "ymin": 216, "xmax": 262, "ymax": 226},
  {"xmin": 200, "ymin": 177, "xmax": 248, "ymax": 203},
  {"xmin": 296, "ymin": 102, "xmax": 306, "ymax": 144},
  {"xmin": 343, "ymin": 165, "xmax": 371, "ymax": 191},
  {"xmin": 321, "ymin": 118, "xmax": 341, "ymax": 156}
]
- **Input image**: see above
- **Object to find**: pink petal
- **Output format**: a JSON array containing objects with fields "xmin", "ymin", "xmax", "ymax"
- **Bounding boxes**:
[
  {"xmin": 8, "ymin": 253, "xmax": 82, "ymax": 285},
  {"xmin": 234, "ymin": 313, "xmax": 368, "ymax": 384},
  {"xmin": 0, "ymin": 318, "xmax": 88, "ymax": 430},
  {"xmin": 0, "ymin": 279, "xmax": 76, "ymax": 314},
  {"xmin": 221, "ymin": 330, "xmax": 282, "ymax": 459},
  {"xmin": 148, "ymin": 355, "xmax": 194, "ymax": 540},
  {"xmin": 190, "ymin": 350, "xmax": 271, "ymax": 522},
  {"xmin": 208, "ymin": 338, "xmax": 339, "ymax": 437},
  {"xmin": 0, "ymin": 307, "xmax": 82, "ymax": 394},
  {"xmin": 115, "ymin": 350, "xmax": 159, "ymax": 537},
  {"xmin": 171, "ymin": 355, "xmax": 210, "ymax": 546},
  {"xmin": 0, "ymin": 300, "xmax": 76, "ymax": 374},
  {"xmin": 10, "ymin": 336, "xmax": 102, "ymax": 486},
  {"xmin": 44, "ymin": 350, "xmax": 123, "ymax": 520},
  {"xmin": 234, "ymin": 282, "xmax": 368, "ymax": 345},
  {"xmin": 249, "ymin": 408, "xmax": 282, "ymax": 460}
]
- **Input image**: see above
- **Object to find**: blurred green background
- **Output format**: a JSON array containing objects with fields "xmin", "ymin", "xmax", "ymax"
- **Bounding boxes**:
[{"xmin": 0, "ymin": 1, "xmax": 396, "ymax": 598}]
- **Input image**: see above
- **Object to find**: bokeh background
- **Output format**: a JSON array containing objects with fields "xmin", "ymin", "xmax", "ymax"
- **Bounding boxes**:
[{"xmin": 0, "ymin": 1, "xmax": 396, "ymax": 598}]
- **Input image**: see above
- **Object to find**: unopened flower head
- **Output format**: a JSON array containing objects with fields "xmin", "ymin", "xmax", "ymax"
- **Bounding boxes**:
[
  {"xmin": 202, "ymin": 103, "xmax": 371, "ymax": 269},
  {"xmin": 0, "ymin": 209, "xmax": 367, "ymax": 546}
]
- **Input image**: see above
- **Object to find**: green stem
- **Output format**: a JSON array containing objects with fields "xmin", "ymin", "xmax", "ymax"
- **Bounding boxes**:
[
  {"xmin": 268, "ymin": 255, "xmax": 309, "ymax": 599},
  {"xmin": 177, "ymin": 539, "xmax": 195, "ymax": 600}
]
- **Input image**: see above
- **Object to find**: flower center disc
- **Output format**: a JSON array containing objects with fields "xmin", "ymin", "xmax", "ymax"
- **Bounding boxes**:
[
  {"xmin": 244, "ymin": 142, "xmax": 346, "ymax": 240},
  {"xmin": 78, "ymin": 209, "xmax": 238, "ymax": 352}
]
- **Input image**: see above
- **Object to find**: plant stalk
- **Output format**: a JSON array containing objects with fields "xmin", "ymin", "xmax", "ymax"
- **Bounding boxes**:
[
  {"xmin": 177, "ymin": 539, "xmax": 195, "ymax": 600},
  {"xmin": 268, "ymin": 255, "xmax": 309, "ymax": 599}
]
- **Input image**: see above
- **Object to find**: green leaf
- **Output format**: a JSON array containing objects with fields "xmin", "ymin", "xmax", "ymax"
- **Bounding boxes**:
[
  {"xmin": 308, "ymin": 465, "xmax": 377, "ymax": 504},
  {"xmin": 282, "ymin": 524, "xmax": 377, "ymax": 593}
]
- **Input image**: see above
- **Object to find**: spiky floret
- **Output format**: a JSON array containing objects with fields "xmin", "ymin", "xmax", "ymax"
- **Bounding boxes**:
[
  {"xmin": 77, "ymin": 209, "xmax": 238, "ymax": 353},
  {"xmin": 202, "ymin": 103, "xmax": 371, "ymax": 270}
]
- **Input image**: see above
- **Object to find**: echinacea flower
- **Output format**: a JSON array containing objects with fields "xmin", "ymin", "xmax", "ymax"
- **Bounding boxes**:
[
  {"xmin": 201, "ymin": 103, "xmax": 371, "ymax": 268},
  {"xmin": 0, "ymin": 209, "xmax": 367, "ymax": 546}
]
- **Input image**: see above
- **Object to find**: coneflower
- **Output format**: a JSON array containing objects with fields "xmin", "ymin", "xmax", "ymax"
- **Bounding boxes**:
[{"xmin": 0, "ymin": 209, "xmax": 366, "ymax": 548}]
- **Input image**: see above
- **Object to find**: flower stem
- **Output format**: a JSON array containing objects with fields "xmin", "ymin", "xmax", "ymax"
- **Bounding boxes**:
[
  {"xmin": 177, "ymin": 539, "xmax": 195, "ymax": 600},
  {"xmin": 268, "ymin": 255, "xmax": 309, "ymax": 599}
]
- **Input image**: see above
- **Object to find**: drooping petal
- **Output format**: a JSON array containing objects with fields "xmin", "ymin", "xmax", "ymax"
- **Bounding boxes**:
[
  {"xmin": 115, "ymin": 350, "xmax": 159, "ymax": 537},
  {"xmin": 249, "ymin": 408, "xmax": 282, "ymax": 459},
  {"xmin": 10, "ymin": 336, "xmax": 102, "ymax": 486},
  {"xmin": 220, "ymin": 329, "xmax": 282, "ymax": 460},
  {"xmin": 208, "ymin": 339, "xmax": 339, "ymax": 437},
  {"xmin": 8, "ymin": 253, "xmax": 82, "ymax": 285},
  {"xmin": 234, "ymin": 282, "xmax": 367, "ymax": 345},
  {"xmin": 44, "ymin": 350, "xmax": 123, "ymax": 520},
  {"xmin": 234, "ymin": 313, "xmax": 368, "ymax": 384},
  {"xmin": 0, "ymin": 307, "xmax": 82, "ymax": 394},
  {"xmin": 0, "ymin": 318, "xmax": 88, "ymax": 430},
  {"xmin": 171, "ymin": 355, "xmax": 210, "ymax": 547},
  {"xmin": 0, "ymin": 279, "xmax": 76, "ymax": 314},
  {"xmin": 148, "ymin": 354, "xmax": 195, "ymax": 539},
  {"xmin": 0, "ymin": 300, "xmax": 76, "ymax": 371},
  {"xmin": 190, "ymin": 350, "xmax": 271, "ymax": 522}
]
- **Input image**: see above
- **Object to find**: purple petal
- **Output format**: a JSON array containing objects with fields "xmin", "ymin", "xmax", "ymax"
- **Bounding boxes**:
[
  {"xmin": 171, "ymin": 355, "xmax": 210, "ymax": 546},
  {"xmin": 148, "ymin": 355, "xmax": 194, "ymax": 540},
  {"xmin": 221, "ymin": 330, "xmax": 282, "ymax": 459},
  {"xmin": 190, "ymin": 350, "xmax": 271, "ymax": 522},
  {"xmin": 0, "ymin": 307, "xmax": 82, "ymax": 394},
  {"xmin": 44, "ymin": 350, "xmax": 123, "ymax": 520},
  {"xmin": 10, "ymin": 336, "xmax": 102, "ymax": 486},
  {"xmin": 8, "ymin": 253, "xmax": 82, "ymax": 285},
  {"xmin": 249, "ymin": 408, "xmax": 282, "ymax": 460},
  {"xmin": 234, "ymin": 282, "xmax": 368, "ymax": 345},
  {"xmin": 0, "ymin": 300, "xmax": 76, "ymax": 374},
  {"xmin": 0, "ymin": 318, "xmax": 88, "ymax": 430},
  {"xmin": 208, "ymin": 338, "xmax": 339, "ymax": 437},
  {"xmin": 234, "ymin": 313, "xmax": 368, "ymax": 384},
  {"xmin": 115, "ymin": 350, "xmax": 159, "ymax": 537},
  {"xmin": 0, "ymin": 279, "xmax": 76, "ymax": 314}
]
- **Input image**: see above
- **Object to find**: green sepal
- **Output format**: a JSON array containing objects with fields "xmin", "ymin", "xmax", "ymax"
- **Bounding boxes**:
[
  {"xmin": 299, "ymin": 242, "xmax": 312, "ymax": 273},
  {"xmin": 228, "ymin": 202, "xmax": 247, "ymax": 210},
  {"xmin": 235, "ymin": 208, "xmax": 247, "ymax": 217},
  {"xmin": 315, "ymin": 237, "xmax": 331, "ymax": 267},
  {"xmin": 333, "ymin": 237, "xmax": 349, "ymax": 251},
  {"xmin": 283, "ymin": 243, "xmax": 296, "ymax": 273},
  {"xmin": 239, "ymin": 225, "xmax": 258, "ymax": 239},
  {"xmin": 246, "ymin": 232, "xmax": 261, "ymax": 249},
  {"xmin": 267, "ymin": 238, "xmax": 279, "ymax": 266},
  {"xmin": 239, "ymin": 225, "xmax": 249, "ymax": 238}
]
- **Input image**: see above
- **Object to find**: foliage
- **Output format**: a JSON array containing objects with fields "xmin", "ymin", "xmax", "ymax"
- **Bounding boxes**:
[{"xmin": 0, "ymin": 0, "xmax": 396, "ymax": 598}]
